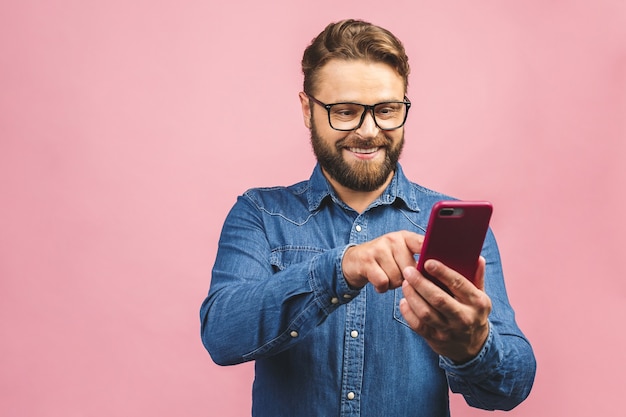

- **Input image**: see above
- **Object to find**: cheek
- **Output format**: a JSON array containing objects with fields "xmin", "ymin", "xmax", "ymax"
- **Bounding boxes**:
[
  {"xmin": 313, "ymin": 121, "xmax": 349, "ymax": 146},
  {"xmin": 386, "ymin": 130, "xmax": 404, "ymax": 145}
]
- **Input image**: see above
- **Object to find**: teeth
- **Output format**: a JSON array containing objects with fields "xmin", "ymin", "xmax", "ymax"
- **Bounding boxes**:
[{"xmin": 349, "ymin": 147, "xmax": 379, "ymax": 154}]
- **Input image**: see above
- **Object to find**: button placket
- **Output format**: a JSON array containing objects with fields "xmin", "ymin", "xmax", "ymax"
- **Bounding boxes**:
[
  {"xmin": 339, "ymin": 286, "xmax": 366, "ymax": 416},
  {"xmin": 339, "ymin": 213, "xmax": 368, "ymax": 416},
  {"xmin": 350, "ymin": 216, "xmax": 367, "ymax": 244}
]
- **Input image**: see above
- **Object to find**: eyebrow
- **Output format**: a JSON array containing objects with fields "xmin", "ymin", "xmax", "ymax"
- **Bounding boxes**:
[{"xmin": 328, "ymin": 97, "xmax": 405, "ymax": 104}]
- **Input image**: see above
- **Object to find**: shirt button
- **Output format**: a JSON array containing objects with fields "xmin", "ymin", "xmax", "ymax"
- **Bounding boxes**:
[
  {"xmin": 355, "ymin": 225, "xmax": 362, "ymax": 232},
  {"xmin": 331, "ymin": 297, "xmax": 339, "ymax": 304},
  {"xmin": 290, "ymin": 331, "xmax": 299, "ymax": 338},
  {"xmin": 347, "ymin": 392, "xmax": 355, "ymax": 400},
  {"xmin": 350, "ymin": 330, "xmax": 359, "ymax": 338},
  {"xmin": 343, "ymin": 294, "xmax": 352, "ymax": 299}
]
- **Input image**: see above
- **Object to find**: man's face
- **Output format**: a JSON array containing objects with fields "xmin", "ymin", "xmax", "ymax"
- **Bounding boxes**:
[{"xmin": 300, "ymin": 59, "xmax": 406, "ymax": 192}]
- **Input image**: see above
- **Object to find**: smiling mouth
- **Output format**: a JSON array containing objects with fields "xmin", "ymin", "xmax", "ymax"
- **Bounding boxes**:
[{"xmin": 348, "ymin": 147, "xmax": 381, "ymax": 154}]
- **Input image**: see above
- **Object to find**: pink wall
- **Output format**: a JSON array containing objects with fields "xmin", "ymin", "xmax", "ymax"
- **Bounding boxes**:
[{"xmin": 1, "ymin": 1, "xmax": 624, "ymax": 416}]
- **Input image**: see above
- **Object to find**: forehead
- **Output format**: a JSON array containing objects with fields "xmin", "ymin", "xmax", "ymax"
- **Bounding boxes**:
[{"xmin": 314, "ymin": 59, "xmax": 405, "ymax": 102}]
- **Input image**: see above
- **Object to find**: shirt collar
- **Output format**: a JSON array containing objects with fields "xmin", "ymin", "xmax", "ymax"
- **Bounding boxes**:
[{"xmin": 307, "ymin": 163, "xmax": 421, "ymax": 213}]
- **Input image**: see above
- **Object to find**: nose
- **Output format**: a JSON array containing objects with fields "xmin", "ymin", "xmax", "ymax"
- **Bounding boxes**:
[{"xmin": 355, "ymin": 109, "xmax": 379, "ymax": 137}]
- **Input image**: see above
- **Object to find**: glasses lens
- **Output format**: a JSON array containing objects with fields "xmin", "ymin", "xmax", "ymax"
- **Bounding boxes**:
[
  {"xmin": 328, "ymin": 103, "xmax": 364, "ymax": 130},
  {"xmin": 328, "ymin": 102, "xmax": 407, "ymax": 130},
  {"xmin": 373, "ymin": 102, "xmax": 407, "ymax": 130}
]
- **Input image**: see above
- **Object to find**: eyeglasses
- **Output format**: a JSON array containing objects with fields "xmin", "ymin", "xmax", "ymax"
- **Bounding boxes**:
[{"xmin": 307, "ymin": 95, "xmax": 411, "ymax": 131}]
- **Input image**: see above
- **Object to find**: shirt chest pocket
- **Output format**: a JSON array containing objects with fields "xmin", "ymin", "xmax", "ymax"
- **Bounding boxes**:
[
  {"xmin": 393, "ymin": 288, "xmax": 413, "ymax": 329},
  {"xmin": 269, "ymin": 246, "xmax": 326, "ymax": 272}
]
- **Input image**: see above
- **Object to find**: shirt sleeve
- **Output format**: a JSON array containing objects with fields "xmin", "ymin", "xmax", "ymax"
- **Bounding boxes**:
[
  {"xmin": 438, "ymin": 229, "xmax": 537, "ymax": 411},
  {"xmin": 199, "ymin": 195, "xmax": 360, "ymax": 366}
]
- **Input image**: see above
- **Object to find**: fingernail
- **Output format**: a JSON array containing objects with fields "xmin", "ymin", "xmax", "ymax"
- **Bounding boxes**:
[{"xmin": 426, "ymin": 259, "xmax": 439, "ymax": 272}]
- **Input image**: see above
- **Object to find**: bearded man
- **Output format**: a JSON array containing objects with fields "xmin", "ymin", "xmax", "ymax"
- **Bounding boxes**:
[{"xmin": 200, "ymin": 19, "xmax": 536, "ymax": 417}]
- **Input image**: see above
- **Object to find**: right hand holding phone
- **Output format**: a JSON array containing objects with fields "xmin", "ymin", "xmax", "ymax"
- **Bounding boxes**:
[{"xmin": 399, "ymin": 258, "xmax": 492, "ymax": 364}]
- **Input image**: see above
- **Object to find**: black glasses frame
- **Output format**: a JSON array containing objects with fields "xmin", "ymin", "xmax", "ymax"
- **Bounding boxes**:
[{"xmin": 307, "ymin": 95, "xmax": 411, "ymax": 131}]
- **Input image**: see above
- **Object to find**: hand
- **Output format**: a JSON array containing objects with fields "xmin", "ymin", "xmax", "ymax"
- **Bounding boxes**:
[
  {"xmin": 399, "ymin": 257, "xmax": 492, "ymax": 363},
  {"xmin": 342, "ymin": 231, "xmax": 424, "ymax": 293}
]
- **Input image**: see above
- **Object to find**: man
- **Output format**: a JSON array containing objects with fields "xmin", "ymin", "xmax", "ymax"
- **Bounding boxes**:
[{"xmin": 200, "ymin": 19, "xmax": 536, "ymax": 416}]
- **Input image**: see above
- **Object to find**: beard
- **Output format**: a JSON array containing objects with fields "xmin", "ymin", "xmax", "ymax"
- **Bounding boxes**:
[{"xmin": 309, "ymin": 118, "xmax": 404, "ymax": 192}]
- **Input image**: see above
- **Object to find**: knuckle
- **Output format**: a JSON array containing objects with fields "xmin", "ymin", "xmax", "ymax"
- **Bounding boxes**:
[
  {"xmin": 447, "ymin": 275, "xmax": 464, "ymax": 292},
  {"xmin": 434, "ymin": 330, "xmax": 451, "ymax": 344},
  {"xmin": 430, "ymin": 293, "xmax": 447, "ymax": 309},
  {"xmin": 474, "ymin": 294, "xmax": 492, "ymax": 314},
  {"xmin": 416, "ymin": 307, "xmax": 432, "ymax": 323}
]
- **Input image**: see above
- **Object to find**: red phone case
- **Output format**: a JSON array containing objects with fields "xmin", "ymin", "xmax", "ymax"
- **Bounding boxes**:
[{"xmin": 416, "ymin": 200, "xmax": 493, "ymax": 294}]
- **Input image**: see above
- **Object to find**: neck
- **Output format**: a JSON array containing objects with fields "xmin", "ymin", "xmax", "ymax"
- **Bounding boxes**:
[{"xmin": 323, "ymin": 169, "xmax": 395, "ymax": 213}]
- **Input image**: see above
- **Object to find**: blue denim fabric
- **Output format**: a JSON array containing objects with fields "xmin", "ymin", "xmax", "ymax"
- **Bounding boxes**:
[{"xmin": 200, "ymin": 164, "xmax": 536, "ymax": 417}]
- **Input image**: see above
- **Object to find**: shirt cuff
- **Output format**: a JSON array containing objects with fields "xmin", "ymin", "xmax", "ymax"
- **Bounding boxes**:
[{"xmin": 309, "ymin": 245, "xmax": 361, "ymax": 315}]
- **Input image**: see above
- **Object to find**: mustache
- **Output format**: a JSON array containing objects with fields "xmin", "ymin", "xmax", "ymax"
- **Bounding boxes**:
[{"xmin": 336, "ymin": 132, "xmax": 392, "ymax": 149}]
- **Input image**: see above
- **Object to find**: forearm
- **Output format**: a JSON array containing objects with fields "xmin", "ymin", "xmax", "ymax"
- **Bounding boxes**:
[{"xmin": 200, "ymin": 215, "xmax": 358, "ymax": 366}]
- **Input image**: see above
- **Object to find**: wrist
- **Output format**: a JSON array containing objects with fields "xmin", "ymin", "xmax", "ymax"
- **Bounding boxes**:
[
  {"xmin": 341, "ymin": 246, "xmax": 367, "ymax": 289},
  {"xmin": 449, "ymin": 322, "xmax": 491, "ymax": 365}
]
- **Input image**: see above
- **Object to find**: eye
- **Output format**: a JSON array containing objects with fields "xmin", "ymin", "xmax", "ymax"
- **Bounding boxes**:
[
  {"xmin": 331, "ymin": 104, "xmax": 361, "ymax": 119},
  {"xmin": 336, "ymin": 109, "xmax": 356, "ymax": 116},
  {"xmin": 375, "ymin": 103, "xmax": 401, "ymax": 118}
]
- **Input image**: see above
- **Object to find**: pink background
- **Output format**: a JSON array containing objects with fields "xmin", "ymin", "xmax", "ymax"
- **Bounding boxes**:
[{"xmin": 1, "ymin": 1, "xmax": 625, "ymax": 416}]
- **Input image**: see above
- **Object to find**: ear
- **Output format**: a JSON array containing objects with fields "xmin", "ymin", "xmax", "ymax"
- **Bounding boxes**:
[{"xmin": 299, "ymin": 91, "xmax": 312, "ymax": 129}]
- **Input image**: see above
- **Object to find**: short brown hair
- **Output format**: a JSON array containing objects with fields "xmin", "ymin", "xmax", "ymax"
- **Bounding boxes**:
[{"xmin": 301, "ymin": 19, "xmax": 410, "ymax": 95}]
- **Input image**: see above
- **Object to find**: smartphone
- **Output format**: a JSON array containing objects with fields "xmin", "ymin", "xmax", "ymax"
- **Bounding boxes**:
[{"xmin": 416, "ymin": 200, "xmax": 493, "ymax": 294}]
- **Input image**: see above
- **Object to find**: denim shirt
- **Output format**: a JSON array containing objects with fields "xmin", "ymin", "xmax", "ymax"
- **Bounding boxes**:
[{"xmin": 200, "ymin": 164, "xmax": 536, "ymax": 417}]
